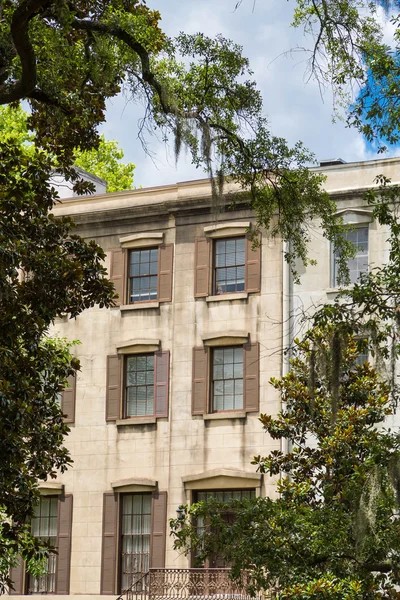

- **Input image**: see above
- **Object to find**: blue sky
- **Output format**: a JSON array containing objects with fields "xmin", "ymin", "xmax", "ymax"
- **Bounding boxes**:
[{"xmin": 100, "ymin": 0, "xmax": 398, "ymax": 188}]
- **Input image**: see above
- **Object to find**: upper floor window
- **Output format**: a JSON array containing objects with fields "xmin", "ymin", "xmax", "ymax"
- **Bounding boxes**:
[
  {"xmin": 212, "ymin": 347, "xmax": 243, "ymax": 411},
  {"xmin": 106, "ymin": 350, "xmax": 169, "ymax": 422},
  {"xmin": 125, "ymin": 354, "xmax": 155, "ymax": 417},
  {"xmin": 109, "ymin": 241, "xmax": 173, "ymax": 307},
  {"xmin": 129, "ymin": 248, "xmax": 159, "ymax": 303},
  {"xmin": 214, "ymin": 237, "xmax": 245, "ymax": 295},
  {"xmin": 194, "ymin": 232, "xmax": 261, "ymax": 298},
  {"xmin": 192, "ymin": 341, "xmax": 259, "ymax": 416},
  {"xmin": 332, "ymin": 226, "xmax": 368, "ymax": 286}
]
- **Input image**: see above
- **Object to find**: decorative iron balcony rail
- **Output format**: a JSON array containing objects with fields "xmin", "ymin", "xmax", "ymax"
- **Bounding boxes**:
[{"xmin": 121, "ymin": 568, "xmax": 264, "ymax": 600}]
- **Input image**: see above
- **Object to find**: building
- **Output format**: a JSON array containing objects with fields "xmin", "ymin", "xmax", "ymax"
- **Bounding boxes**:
[{"xmin": 9, "ymin": 156, "xmax": 400, "ymax": 600}]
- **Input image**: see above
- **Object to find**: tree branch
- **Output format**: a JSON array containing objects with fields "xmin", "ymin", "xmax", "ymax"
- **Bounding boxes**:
[
  {"xmin": 71, "ymin": 18, "xmax": 200, "ymax": 120},
  {"xmin": 0, "ymin": 0, "xmax": 51, "ymax": 104}
]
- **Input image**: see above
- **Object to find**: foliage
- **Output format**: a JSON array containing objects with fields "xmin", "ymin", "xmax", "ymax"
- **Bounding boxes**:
[
  {"xmin": 0, "ymin": 0, "xmax": 356, "ymax": 272},
  {"xmin": 74, "ymin": 135, "xmax": 135, "ymax": 192},
  {"xmin": 0, "ymin": 140, "xmax": 115, "ymax": 589},
  {"xmin": 0, "ymin": 106, "xmax": 135, "ymax": 191},
  {"xmin": 171, "ymin": 325, "xmax": 400, "ymax": 599},
  {"xmin": 285, "ymin": 0, "xmax": 400, "ymax": 151},
  {"xmin": 171, "ymin": 181, "xmax": 400, "ymax": 599}
]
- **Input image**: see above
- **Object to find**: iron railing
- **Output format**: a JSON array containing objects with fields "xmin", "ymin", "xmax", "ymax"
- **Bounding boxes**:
[
  {"xmin": 121, "ymin": 568, "xmax": 263, "ymax": 600},
  {"xmin": 27, "ymin": 554, "xmax": 57, "ymax": 594}
]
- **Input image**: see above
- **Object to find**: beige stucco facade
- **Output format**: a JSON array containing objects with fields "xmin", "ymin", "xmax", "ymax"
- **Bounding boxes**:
[{"xmin": 14, "ymin": 178, "xmax": 284, "ymax": 600}]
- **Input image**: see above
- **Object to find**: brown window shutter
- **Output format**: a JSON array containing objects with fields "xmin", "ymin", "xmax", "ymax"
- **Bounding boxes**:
[
  {"xmin": 158, "ymin": 244, "xmax": 173, "ymax": 302},
  {"xmin": 61, "ymin": 374, "xmax": 76, "ymax": 424},
  {"xmin": 194, "ymin": 237, "xmax": 211, "ymax": 297},
  {"xmin": 150, "ymin": 491, "xmax": 167, "ymax": 568},
  {"xmin": 245, "ymin": 233, "xmax": 261, "ymax": 293},
  {"xmin": 9, "ymin": 557, "xmax": 24, "ymax": 594},
  {"xmin": 106, "ymin": 355, "xmax": 121, "ymax": 421},
  {"xmin": 110, "ymin": 249, "xmax": 126, "ymax": 306},
  {"xmin": 154, "ymin": 351, "xmax": 170, "ymax": 418},
  {"xmin": 244, "ymin": 342, "xmax": 259, "ymax": 412},
  {"xmin": 100, "ymin": 493, "xmax": 118, "ymax": 595},
  {"xmin": 192, "ymin": 347, "xmax": 208, "ymax": 415},
  {"xmin": 55, "ymin": 494, "xmax": 73, "ymax": 595}
]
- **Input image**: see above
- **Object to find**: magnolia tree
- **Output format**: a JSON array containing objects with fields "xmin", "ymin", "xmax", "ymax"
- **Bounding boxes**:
[{"xmin": 171, "ymin": 326, "xmax": 400, "ymax": 599}]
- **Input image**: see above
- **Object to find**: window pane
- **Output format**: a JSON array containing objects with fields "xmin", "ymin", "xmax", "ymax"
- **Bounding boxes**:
[
  {"xmin": 214, "ymin": 349, "xmax": 224, "ymax": 364},
  {"xmin": 127, "ymin": 371, "xmax": 137, "ymax": 386},
  {"xmin": 235, "ymin": 379, "xmax": 243, "ymax": 396},
  {"xmin": 130, "ymin": 262, "xmax": 140, "ymax": 277},
  {"xmin": 150, "ymin": 248, "xmax": 158, "ymax": 261},
  {"xmin": 213, "ymin": 364, "xmax": 223, "ymax": 379},
  {"xmin": 223, "ymin": 363, "xmax": 233, "ymax": 379},
  {"xmin": 224, "ymin": 348, "xmax": 234, "ymax": 363},
  {"xmin": 224, "ymin": 380, "xmax": 234, "ymax": 395},
  {"xmin": 223, "ymin": 395, "xmax": 234, "ymax": 410},
  {"xmin": 131, "ymin": 252, "xmax": 140, "ymax": 264}
]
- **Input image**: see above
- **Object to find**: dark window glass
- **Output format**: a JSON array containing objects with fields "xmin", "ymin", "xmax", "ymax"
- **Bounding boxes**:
[
  {"xmin": 214, "ymin": 237, "xmax": 245, "ymax": 294},
  {"xmin": 120, "ymin": 493, "xmax": 152, "ymax": 591},
  {"xmin": 28, "ymin": 497, "xmax": 58, "ymax": 593},
  {"xmin": 129, "ymin": 248, "xmax": 158, "ymax": 303},
  {"xmin": 333, "ymin": 227, "xmax": 368, "ymax": 286},
  {"xmin": 212, "ymin": 347, "xmax": 243, "ymax": 411},
  {"xmin": 194, "ymin": 489, "xmax": 255, "ymax": 568},
  {"xmin": 126, "ymin": 355, "xmax": 154, "ymax": 417}
]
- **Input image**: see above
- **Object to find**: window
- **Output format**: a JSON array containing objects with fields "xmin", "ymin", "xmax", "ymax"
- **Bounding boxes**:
[
  {"xmin": 192, "ymin": 342, "xmax": 259, "ymax": 416},
  {"xmin": 100, "ymin": 491, "xmax": 167, "ymax": 595},
  {"xmin": 109, "ymin": 244, "xmax": 173, "ymax": 306},
  {"xmin": 106, "ymin": 351, "xmax": 169, "ymax": 422},
  {"xmin": 333, "ymin": 226, "xmax": 368, "ymax": 286},
  {"xmin": 194, "ymin": 489, "xmax": 255, "ymax": 568},
  {"xmin": 125, "ymin": 355, "xmax": 154, "ymax": 417},
  {"xmin": 355, "ymin": 350, "xmax": 369, "ymax": 366},
  {"xmin": 28, "ymin": 497, "xmax": 58, "ymax": 593},
  {"xmin": 120, "ymin": 493, "xmax": 152, "ymax": 590},
  {"xmin": 212, "ymin": 347, "xmax": 243, "ymax": 411},
  {"xmin": 354, "ymin": 338, "xmax": 369, "ymax": 367},
  {"xmin": 214, "ymin": 237, "xmax": 245, "ymax": 294},
  {"xmin": 129, "ymin": 248, "xmax": 158, "ymax": 303},
  {"xmin": 194, "ymin": 234, "xmax": 261, "ymax": 298},
  {"xmin": 10, "ymin": 495, "xmax": 73, "ymax": 595}
]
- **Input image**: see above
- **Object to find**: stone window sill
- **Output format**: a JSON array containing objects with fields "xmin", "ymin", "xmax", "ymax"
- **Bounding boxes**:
[
  {"xmin": 206, "ymin": 292, "xmax": 248, "ymax": 303},
  {"xmin": 120, "ymin": 302, "xmax": 160, "ymax": 311},
  {"xmin": 326, "ymin": 287, "xmax": 356, "ymax": 297},
  {"xmin": 203, "ymin": 411, "xmax": 247, "ymax": 421},
  {"xmin": 116, "ymin": 417, "xmax": 157, "ymax": 427}
]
